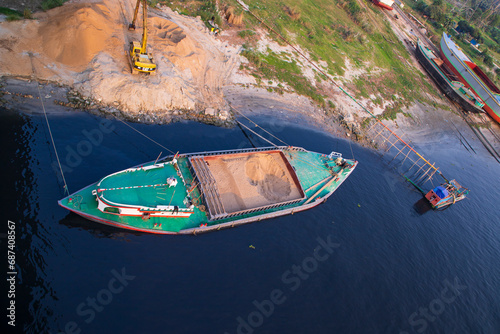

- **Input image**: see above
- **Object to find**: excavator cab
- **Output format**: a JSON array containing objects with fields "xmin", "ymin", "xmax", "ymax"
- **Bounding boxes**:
[
  {"xmin": 128, "ymin": 0, "xmax": 156, "ymax": 75},
  {"xmin": 129, "ymin": 41, "xmax": 156, "ymax": 75}
]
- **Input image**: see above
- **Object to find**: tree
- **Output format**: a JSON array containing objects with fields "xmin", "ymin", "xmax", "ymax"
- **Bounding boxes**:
[
  {"xmin": 415, "ymin": 0, "xmax": 428, "ymax": 13},
  {"xmin": 483, "ymin": 50, "xmax": 494, "ymax": 67},
  {"xmin": 490, "ymin": 13, "xmax": 500, "ymax": 27}
]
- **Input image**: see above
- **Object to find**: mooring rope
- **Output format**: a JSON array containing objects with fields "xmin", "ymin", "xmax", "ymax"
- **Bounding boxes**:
[
  {"xmin": 236, "ymin": 120, "xmax": 278, "ymax": 147},
  {"xmin": 29, "ymin": 52, "xmax": 70, "ymax": 195},
  {"xmin": 112, "ymin": 116, "xmax": 176, "ymax": 155},
  {"xmin": 349, "ymin": 138, "xmax": 355, "ymax": 160},
  {"xmin": 231, "ymin": 105, "xmax": 289, "ymax": 146},
  {"xmin": 232, "ymin": 103, "xmax": 341, "ymax": 173},
  {"xmin": 235, "ymin": 118, "xmax": 329, "ymax": 173},
  {"xmin": 234, "ymin": 111, "xmax": 330, "ymax": 173}
]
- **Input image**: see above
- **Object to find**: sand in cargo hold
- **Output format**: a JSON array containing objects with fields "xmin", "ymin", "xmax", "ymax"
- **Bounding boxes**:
[{"xmin": 206, "ymin": 152, "xmax": 302, "ymax": 214}]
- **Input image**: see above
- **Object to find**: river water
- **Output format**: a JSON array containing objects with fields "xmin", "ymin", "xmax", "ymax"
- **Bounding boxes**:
[{"xmin": 1, "ymin": 106, "xmax": 499, "ymax": 334}]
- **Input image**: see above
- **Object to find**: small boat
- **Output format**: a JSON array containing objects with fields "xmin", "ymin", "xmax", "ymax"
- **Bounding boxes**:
[
  {"xmin": 373, "ymin": 0, "xmax": 394, "ymax": 10},
  {"xmin": 415, "ymin": 39, "xmax": 485, "ymax": 114},
  {"xmin": 424, "ymin": 180, "xmax": 469, "ymax": 210},
  {"xmin": 58, "ymin": 146, "xmax": 357, "ymax": 234},
  {"xmin": 440, "ymin": 33, "xmax": 500, "ymax": 124}
]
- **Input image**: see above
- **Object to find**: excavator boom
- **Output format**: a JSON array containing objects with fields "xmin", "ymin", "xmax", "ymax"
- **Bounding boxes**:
[
  {"xmin": 141, "ymin": 0, "xmax": 147, "ymax": 54},
  {"xmin": 128, "ymin": 0, "xmax": 141, "ymax": 30}
]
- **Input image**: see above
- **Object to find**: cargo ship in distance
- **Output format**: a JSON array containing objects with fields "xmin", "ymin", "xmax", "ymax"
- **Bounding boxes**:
[
  {"xmin": 440, "ymin": 33, "xmax": 500, "ymax": 124},
  {"xmin": 415, "ymin": 39, "xmax": 485, "ymax": 114},
  {"xmin": 59, "ymin": 146, "xmax": 357, "ymax": 234}
]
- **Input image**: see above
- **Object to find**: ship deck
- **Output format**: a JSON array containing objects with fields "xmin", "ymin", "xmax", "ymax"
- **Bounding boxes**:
[{"xmin": 97, "ymin": 163, "xmax": 187, "ymax": 209}]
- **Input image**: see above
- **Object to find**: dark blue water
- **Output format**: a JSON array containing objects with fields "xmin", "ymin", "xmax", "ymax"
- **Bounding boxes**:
[{"xmin": 2, "ymin": 107, "xmax": 500, "ymax": 334}]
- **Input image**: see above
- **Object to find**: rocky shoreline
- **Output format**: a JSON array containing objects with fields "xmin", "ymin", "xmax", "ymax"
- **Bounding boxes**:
[
  {"xmin": 1, "ymin": 76, "xmax": 373, "ymax": 142},
  {"xmin": 3, "ymin": 0, "xmax": 496, "ymax": 153}
]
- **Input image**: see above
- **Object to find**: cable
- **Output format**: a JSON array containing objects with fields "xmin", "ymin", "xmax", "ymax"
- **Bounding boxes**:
[
  {"xmin": 112, "ymin": 116, "xmax": 176, "ymax": 155},
  {"xmin": 231, "ymin": 104, "xmax": 289, "ymax": 146},
  {"xmin": 234, "ymin": 112, "xmax": 329, "ymax": 173},
  {"xmin": 236, "ymin": 120, "xmax": 278, "ymax": 147},
  {"xmin": 29, "ymin": 53, "xmax": 69, "ymax": 195}
]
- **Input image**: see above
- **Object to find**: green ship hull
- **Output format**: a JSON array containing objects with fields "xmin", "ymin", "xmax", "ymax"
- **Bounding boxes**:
[{"xmin": 58, "ymin": 146, "xmax": 357, "ymax": 234}]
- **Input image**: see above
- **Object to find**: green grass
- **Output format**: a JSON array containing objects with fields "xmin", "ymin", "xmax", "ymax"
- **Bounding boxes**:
[
  {"xmin": 155, "ymin": 0, "xmax": 222, "ymax": 26},
  {"xmin": 0, "ymin": 7, "xmax": 23, "ymax": 20},
  {"xmin": 41, "ymin": 0, "xmax": 68, "ymax": 11},
  {"xmin": 233, "ymin": 0, "xmax": 439, "ymax": 111},
  {"xmin": 241, "ymin": 48, "xmax": 325, "ymax": 105},
  {"xmin": 238, "ymin": 30, "xmax": 255, "ymax": 38}
]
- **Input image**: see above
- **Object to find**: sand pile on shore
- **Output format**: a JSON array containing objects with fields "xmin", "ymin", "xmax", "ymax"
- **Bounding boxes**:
[
  {"xmin": 38, "ymin": 3, "xmax": 114, "ymax": 68},
  {"xmin": 0, "ymin": 0, "xmax": 237, "ymax": 114}
]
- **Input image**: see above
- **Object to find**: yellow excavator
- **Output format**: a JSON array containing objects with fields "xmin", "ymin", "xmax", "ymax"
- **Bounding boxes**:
[{"xmin": 128, "ymin": 0, "xmax": 156, "ymax": 75}]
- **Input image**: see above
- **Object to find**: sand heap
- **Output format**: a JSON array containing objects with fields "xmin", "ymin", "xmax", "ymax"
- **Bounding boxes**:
[
  {"xmin": 245, "ymin": 154, "xmax": 292, "ymax": 202},
  {"xmin": 205, "ymin": 152, "xmax": 302, "ymax": 213},
  {"xmin": 0, "ymin": 0, "xmax": 238, "ymax": 114},
  {"xmin": 38, "ymin": 3, "xmax": 115, "ymax": 68}
]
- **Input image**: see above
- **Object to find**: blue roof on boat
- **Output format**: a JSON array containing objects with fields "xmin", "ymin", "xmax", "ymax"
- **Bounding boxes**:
[{"xmin": 433, "ymin": 186, "xmax": 449, "ymax": 199}]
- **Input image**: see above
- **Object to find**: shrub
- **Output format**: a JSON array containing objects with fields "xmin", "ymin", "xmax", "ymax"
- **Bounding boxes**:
[
  {"xmin": 41, "ymin": 0, "xmax": 67, "ymax": 11},
  {"xmin": 283, "ymin": 6, "xmax": 301, "ymax": 21},
  {"xmin": 23, "ymin": 8, "xmax": 32, "ymax": 19},
  {"xmin": 238, "ymin": 30, "xmax": 255, "ymax": 38},
  {"xmin": 225, "ymin": 6, "xmax": 244, "ymax": 26},
  {"xmin": 0, "ymin": 7, "xmax": 22, "ymax": 20}
]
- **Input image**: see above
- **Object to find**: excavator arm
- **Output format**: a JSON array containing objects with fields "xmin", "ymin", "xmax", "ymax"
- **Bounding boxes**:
[
  {"xmin": 141, "ymin": 0, "xmax": 147, "ymax": 54},
  {"xmin": 128, "ymin": 0, "xmax": 141, "ymax": 30}
]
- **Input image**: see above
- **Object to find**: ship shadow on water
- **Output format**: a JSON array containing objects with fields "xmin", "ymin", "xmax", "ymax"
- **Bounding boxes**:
[
  {"xmin": 413, "ymin": 197, "xmax": 433, "ymax": 215},
  {"xmin": 59, "ymin": 213, "xmax": 145, "ymax": 239}
]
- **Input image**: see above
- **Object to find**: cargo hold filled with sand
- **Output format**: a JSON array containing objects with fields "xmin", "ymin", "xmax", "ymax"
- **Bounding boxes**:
[{"xmin": 198, "ymin": 151, "xmax": 305, "ymax": 215}]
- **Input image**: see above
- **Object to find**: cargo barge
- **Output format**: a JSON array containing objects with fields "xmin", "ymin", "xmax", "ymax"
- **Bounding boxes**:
[
  {"xmin": 440, "ymin": 33, "xmax": 500, "ymax": 123},
  {"xmin": 59, "ymin": 146, "xmax": 357, "ymax": 234},
  {"xmin": 415, "ymin": 39, "xmax": 485, "ymax": 114}
]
